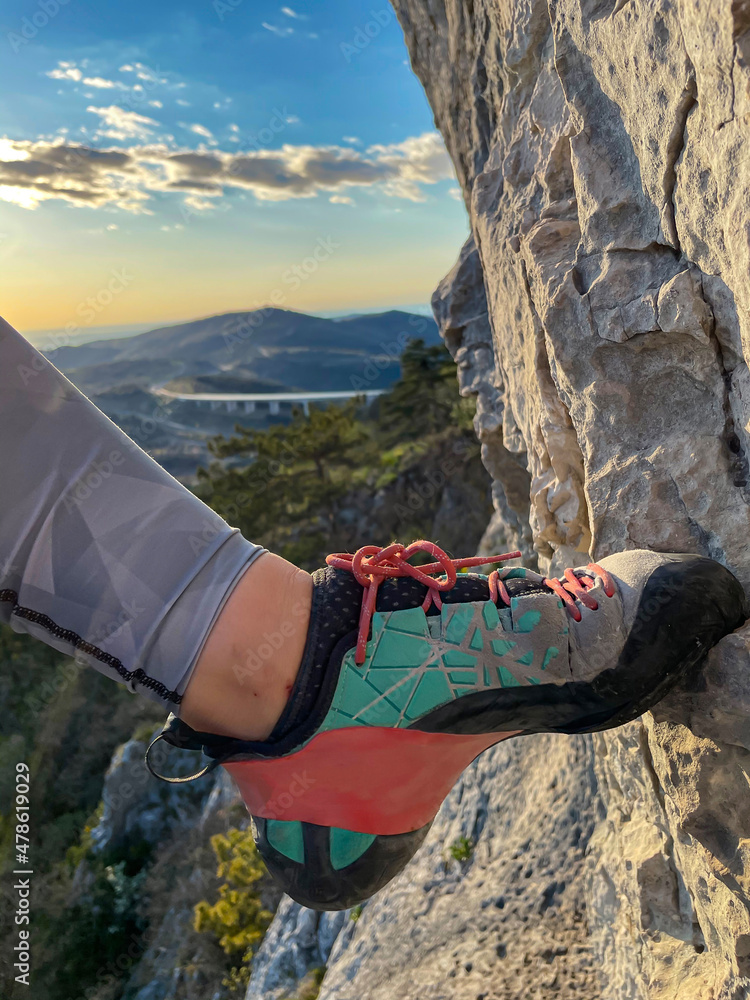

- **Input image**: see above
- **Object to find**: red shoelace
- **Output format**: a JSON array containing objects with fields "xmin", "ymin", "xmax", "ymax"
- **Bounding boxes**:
[{"xmin": 326, "ymin": 540, "xmax": 616, "ymax": 665}]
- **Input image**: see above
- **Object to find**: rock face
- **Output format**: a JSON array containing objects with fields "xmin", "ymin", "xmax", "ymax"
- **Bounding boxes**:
[
  {"xmin": 433, "ymin": 237, "xmax": 536, "ymax": 563},
  {"xmin": 245, "ymin": 898, "xmax": 347, "ymax": 1000},
  {"xmin": 248, "ymin": 4, "xmax": 750, "ymax": 1000},
  {"xmin": 88, "ymin": 733, "xmax": 212, "ymax": 854},
  {"xmin": 397, "ymin": 0, "xmax": 750, "ymax": 580}
]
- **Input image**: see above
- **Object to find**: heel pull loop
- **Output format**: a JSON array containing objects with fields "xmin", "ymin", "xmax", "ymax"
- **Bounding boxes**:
[{"xmin": 145, "ymin": 732, "xmax": 220, "ymax": 784}]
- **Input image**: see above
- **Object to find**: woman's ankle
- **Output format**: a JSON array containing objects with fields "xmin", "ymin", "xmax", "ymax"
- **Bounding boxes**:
[{"xmin": 179, "ymin": 552, "xmax": 313, "ymax": 740}]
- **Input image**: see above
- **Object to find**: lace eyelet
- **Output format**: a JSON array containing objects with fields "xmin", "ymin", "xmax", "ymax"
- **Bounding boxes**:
[
  {"xmin": 326, "ymin": 543, "xmax": 616, "ymax": 660},
  {"xmin": 326, "ymin": 542, "xmax": 521, "ymax": 665}
]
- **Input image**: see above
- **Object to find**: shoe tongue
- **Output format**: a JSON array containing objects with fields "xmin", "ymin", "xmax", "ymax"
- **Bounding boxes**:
[
  {"xmin": 267, "ymin": 565, "xmax": 496, "ymax": 743},
  {"xmin": 309, "ymin": 563, "xmax": 497, "ymax": 627},
  {"xmin": 504, "ymin": 576, "xmax": 550, "ymax": 598}
]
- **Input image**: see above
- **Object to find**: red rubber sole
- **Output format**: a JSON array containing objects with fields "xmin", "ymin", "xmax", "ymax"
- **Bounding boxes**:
[{"xmin": 224, "ymin": 725, "xmax": 520, "ymax": 836}]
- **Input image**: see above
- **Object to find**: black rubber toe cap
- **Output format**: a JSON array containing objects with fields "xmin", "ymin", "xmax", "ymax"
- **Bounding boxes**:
[
  {"xmin": 589, "ymin": 554, "xmax": 747, "ymax": 728},
  {"xmin": 252, "ymin": 818, "xmax": 431, "ymax": 911},
  {"xmin": 403, "ymin": 554, "xmax": 747, "ymax": 738}
]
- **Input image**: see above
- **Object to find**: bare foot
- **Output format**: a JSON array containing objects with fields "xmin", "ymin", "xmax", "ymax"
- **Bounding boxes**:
[{"xmin": 180, "ymin": 552, "xmax": 313, "ymax": 740}]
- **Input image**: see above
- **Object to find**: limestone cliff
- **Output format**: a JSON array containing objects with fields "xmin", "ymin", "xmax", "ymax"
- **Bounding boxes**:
[{"xmin": 247, "ymin": 4, "xmax": 750, "ymax": 999}]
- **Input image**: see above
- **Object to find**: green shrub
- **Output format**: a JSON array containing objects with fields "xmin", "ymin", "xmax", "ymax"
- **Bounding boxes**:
[
  {"xmin": 448, "ymin": 835, "xmax": 474, "ymax": 862},
  {"xmin": 193, "ymin": 828, "xmax": 273, "ymax": 992}
]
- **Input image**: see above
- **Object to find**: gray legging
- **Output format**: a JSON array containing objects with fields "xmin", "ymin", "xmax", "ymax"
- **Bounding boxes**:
[{"xmin": 0, "ymin": 316, "xmax": 264, "ymax": 708}]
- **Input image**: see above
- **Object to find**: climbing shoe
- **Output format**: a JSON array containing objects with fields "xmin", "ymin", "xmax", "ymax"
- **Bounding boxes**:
[{"xmin": 146, "ymin": 542, "xmax": 745, "ymax": 911}]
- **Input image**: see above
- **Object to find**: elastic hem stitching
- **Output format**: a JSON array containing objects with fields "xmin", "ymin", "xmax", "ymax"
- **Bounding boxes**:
[{"xmin": 0, "ymin": 589, "xmax": 181, "ymax": 704}]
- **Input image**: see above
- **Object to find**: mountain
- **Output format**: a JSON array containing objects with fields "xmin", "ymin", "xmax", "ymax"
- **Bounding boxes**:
[{"xmin": 49, "ymin": 308, "xmax": 440, "ymax": 396}]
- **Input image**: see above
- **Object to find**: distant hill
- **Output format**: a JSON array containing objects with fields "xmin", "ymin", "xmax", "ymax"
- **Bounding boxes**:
[
  {"xmin": 48, "ymin": 308, "xmax": 440, "ymax": 395},
  {"xmin": 44, "ymin": 307, "xmax": 441, "ymax": 482}
]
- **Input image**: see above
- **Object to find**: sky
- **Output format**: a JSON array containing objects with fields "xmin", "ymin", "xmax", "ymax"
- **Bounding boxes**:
[{"xmin": 0, "ymin": 0, "xmax": 469, "ymax": 339}]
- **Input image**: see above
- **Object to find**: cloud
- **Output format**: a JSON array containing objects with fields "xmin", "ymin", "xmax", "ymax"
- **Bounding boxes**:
[
  {"xmin": 118, "ymin": 62, "xmax": 168, "ymax": 85},
  {"xmin": 330, "ymin": 195, "xmax": 355, "ymax": 205},
  {"xmin": 281, "ymin": 6, "xmax": 306, "ymax": 17},
  {"xmin": 136, "ymin": 67, "xmax": 167, "ymax": 84},
  {"xmin": 86, "ymin": 106, "xmax": 159, "ymax": 141},
  {"xmin": 83, "ymin": 76, "xmax": 123, "ymax": 89},
  {"xmin": 0, "ymin": 131, "xmax": 454, "ymax": 213},
  {"xmin": 175, "ymin": 99, "xmax": 191, "ymax": 107},
  {"xmin": 263, "ymin": 22, "xmax": 294, "ymax": 36},
  {"xmin": 183, "ymin": 193, "xmax": 219, "ymax": 212},
  {"xmin": 366, "ymin": 132, "xmax": 455, "ymax": 200},
  {"xmin": 0, "ymin": 139, "xmax": 28, "ymax": 162},
  {"xmin": 0, "ymin": 141, "xmax": 148, "ymax": 211},
  {"xmin": 47, "ymin": 62, "xmax": 126, "ymax": 90},
  {"xmin": 182, "ymin": 123, "xmax": 214, "ymax": 140},
  {"xmin": 342, "ymin": 136, "xmax": 361, "ymax": 145},
  {"xmin": 47, "ymin": 65, "xmax": 82, "ymax": 82}
]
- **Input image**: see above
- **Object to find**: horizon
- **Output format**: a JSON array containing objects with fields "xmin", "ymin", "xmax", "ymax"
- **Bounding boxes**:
[
  {"xmin": 22, "ymin": 300, "xmax": 436, "ymax": 350},
  {"xmin": 0, "ymin": 0, "xmax": 468, "ymax": 334}
]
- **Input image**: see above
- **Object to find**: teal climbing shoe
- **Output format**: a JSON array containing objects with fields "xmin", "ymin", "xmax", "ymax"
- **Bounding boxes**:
[{"xmin": 148, "ymin": 542, "xmax": 745, "ymax": 910}]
